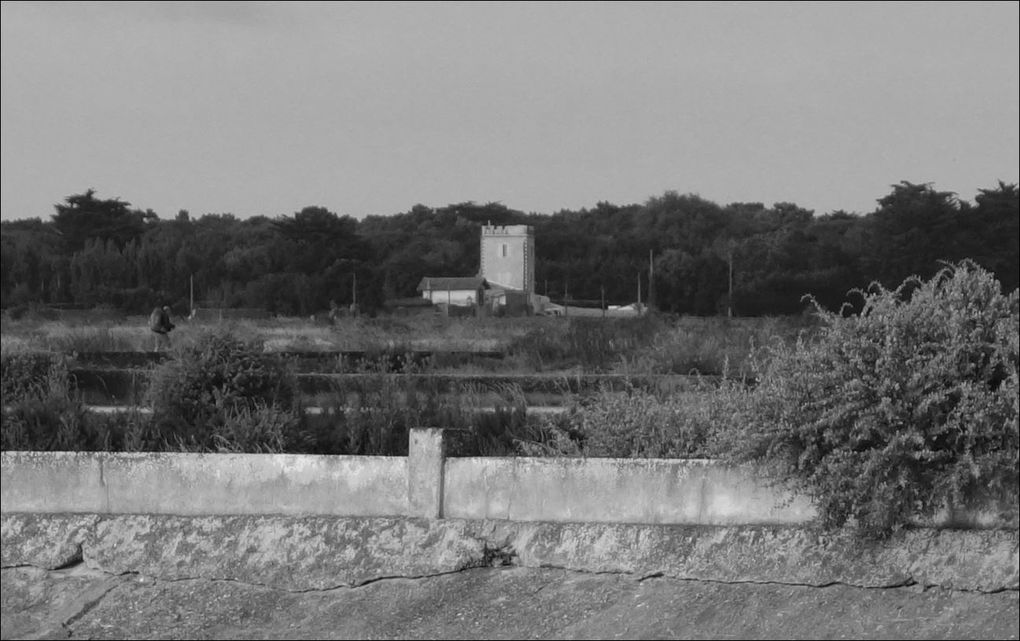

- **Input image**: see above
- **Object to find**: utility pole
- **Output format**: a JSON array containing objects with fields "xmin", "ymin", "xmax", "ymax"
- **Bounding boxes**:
[
  {"xmin": 647, "ymin": 249, "xmax": 655, "ymax": 312},
  {"xmin": 727, "ymin": 245, "xmax": 734, "ymax": 319},
  {"xmin": 190, "ymin": 274, "xmax": 194, "ymax": 316},
  {"xmin": 352, "ymin": 272, "xmax": 358, "ymax": 315},
  {"xmin": 601, "ymin": 285, "xmax": 606, "ymax": 318},
  {"xmin": 564, "ymin": 279, "xmax": 569, "ymax": 318},
  {"xmin": 637, "ymin": 273, "xmax": 642, "ymax": 316}
]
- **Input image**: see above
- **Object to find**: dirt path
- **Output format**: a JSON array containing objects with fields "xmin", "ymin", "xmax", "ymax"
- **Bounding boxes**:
[{"xmin": 4, "ymin": 563, "xmax": 1017, "ymax": 640}]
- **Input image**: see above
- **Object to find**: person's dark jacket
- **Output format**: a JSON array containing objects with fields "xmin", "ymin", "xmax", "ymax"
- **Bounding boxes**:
[{"xmin": 149, "ymin": 307, "xmax": 175, "ymax": 334}]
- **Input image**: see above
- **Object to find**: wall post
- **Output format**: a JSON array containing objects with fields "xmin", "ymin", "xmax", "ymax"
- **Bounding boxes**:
[{"xmin": 408, "ymin": 428, "xmax": 447, "ymax": 519}]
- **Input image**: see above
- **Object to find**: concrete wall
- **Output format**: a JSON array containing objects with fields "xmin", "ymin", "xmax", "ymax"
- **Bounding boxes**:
[
  {"xmin": 0, "ymin": 429, "xmax": 1012, "ymax": 528},
  {"xmin": 443, "ymin": 457, "xmax": 815, "ymax": 525},
  {"xmin": 1, "ymin": 451, "xmax": 406, "ymax": 517}
]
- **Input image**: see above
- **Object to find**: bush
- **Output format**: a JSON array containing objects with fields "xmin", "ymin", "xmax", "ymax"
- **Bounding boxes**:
[
  {"xmin": 721, "ymin": 262, "xmax": 1019, "ymax": 538},
  {"xmin": 516, "ymin": 380, "xmax": 741, "ymax": 458},
  {"xmin": 0, "ymin": 353, "xmax": 89, "ymax": 451},
  {"xmin": 145, "ymin": 331, "xmax": 299, "ymax": 450}
]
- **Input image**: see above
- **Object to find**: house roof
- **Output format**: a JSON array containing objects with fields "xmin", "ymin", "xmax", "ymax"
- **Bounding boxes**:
[{"xmin": 416, "ymin": 276, "xmax": 489, "ymax": 292}]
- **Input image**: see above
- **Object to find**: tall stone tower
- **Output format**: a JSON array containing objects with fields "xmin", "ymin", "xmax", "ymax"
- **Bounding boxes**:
[{"xmin": 479, "ymin": 224, "xmax": 534, "ymax": 295}]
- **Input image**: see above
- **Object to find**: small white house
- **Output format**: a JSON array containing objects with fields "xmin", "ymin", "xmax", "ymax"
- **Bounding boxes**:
[{"xmin": 416, "ymin": 276, "xmax": 489, "ymax": 307}]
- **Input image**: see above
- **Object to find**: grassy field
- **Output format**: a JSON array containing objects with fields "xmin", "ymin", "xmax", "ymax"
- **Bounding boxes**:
[
  {"xmin": 0, "ymin": 310, "xmax": 817, "ymax": 457},
  {"xmin": 0, "ymin": 311, "xmax": 817, "ymax": 376}
]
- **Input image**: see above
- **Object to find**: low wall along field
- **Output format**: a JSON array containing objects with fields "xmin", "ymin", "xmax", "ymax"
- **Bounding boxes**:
[
  {"xmin": 3, "ymin": 428, "xmax": 1018, "ymax": 639},
  {"xmin": 0, "ymin": 429, "xmax": 1008, "ymax": 529}
]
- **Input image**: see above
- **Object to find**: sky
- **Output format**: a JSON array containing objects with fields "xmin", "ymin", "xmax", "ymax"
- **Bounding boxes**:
[{"xmin": 2, "ymin": 1, "xmax": 1018, "ymax": 222}]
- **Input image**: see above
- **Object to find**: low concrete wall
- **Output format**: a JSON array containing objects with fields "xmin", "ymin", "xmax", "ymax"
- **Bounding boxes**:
[
  {"xmin": 443, "ymin": 457, "xmax": 815, "ymax": 525},
  {"xmin": 0, "ymin": 429, "xmax": 1013, "ymax": 528},
  {"xmin": 1, "ymin": 451, "xmax": 407, "ymax": 517}
]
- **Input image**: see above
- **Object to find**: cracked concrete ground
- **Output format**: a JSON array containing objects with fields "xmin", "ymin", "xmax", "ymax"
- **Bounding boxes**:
[
  {"xmin": 4, "ymin": 562, "xmax": 1018, "ymax": 640},
  {"xmin": 2, "ymin": 513, "xmax": 1018, "ymax": 639}
]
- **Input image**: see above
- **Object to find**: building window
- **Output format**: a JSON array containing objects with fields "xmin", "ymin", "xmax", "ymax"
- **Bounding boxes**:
[{"xmin": 501, "ymin": 244, "xmax": 508, "ymax": 257}]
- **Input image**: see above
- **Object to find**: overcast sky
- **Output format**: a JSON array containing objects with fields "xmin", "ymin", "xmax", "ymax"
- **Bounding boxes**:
[{"xmin": 2, "ymin": 1, "xmax": 1018, "ymax": 222}]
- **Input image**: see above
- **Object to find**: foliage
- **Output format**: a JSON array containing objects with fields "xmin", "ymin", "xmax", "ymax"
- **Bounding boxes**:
[
  {"xmin": 616, "ymin": 315, "xmax": 815, "ymax": 376},
  {"xmin": 718, "ymin": 262, "xmax": 1020, "ymax": 538},
  {"xmin": 516, "ymin": 380, "xmax": 744, "ymax": 458},
  {"xmin": 301, "ymin": 375, "xmax": 538, "ymax": 456},
  {"xmin": 1, "ymin": 351, "xmax": 58, "ymax": 402},
  {"xmin": 1, "ymin": 350, "xmax": 165, "ymax": 451},
  {"xmin": 0, "ymin": 353, "xmax": 89, "ymax": 451},
  {"xmin": 507, "ymin": 315, "xmax": 669, "ymax": 372},
  {"xmin": 210, "ymin": 402, "xmax": 297, "ymax": 453},
  {"xmin": 3, "ymin": 181, "xmax": 1017, "ymax": 318},
  {"xmin": 145, "ymin": 330, "xmax": 299, "ymax": 450}
]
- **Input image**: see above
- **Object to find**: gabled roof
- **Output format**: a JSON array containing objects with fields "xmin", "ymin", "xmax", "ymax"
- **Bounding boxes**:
[{"xmin": 416, "ymin": 276, "xmax": 490, "ymax": 292}]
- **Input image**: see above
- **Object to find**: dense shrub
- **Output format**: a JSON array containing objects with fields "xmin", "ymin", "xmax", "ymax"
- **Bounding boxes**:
[
  {"xmin": 721, "ymin": 262, "xmax": 1019, "ymax": 538},
  {"xmin": 517, "ymin": 380, "xmax": 741, "ymax": 458},
  {"xmin": 145, "ymin": 331, "xmax": 299, "ymax": 450}
]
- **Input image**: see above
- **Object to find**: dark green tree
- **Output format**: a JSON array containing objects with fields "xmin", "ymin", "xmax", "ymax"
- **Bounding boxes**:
[{"xmin": 51, "ymin": 189, "xmax": 155, "ymax": 252}]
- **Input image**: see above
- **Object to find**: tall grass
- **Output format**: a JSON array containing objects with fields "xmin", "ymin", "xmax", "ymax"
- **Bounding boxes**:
[
  {"xmin": 0, "ymin": 352, "xmax": 153, "ymax": 451},
  {"xmin": 515, "ymin": 378, "xmax": 750, "ymax": 458},
  {"xmin": 300, "ymin": 374, "xmax": 537, "ymax": 456},
  {"xmin": 2, "ymin": 312, "xmax": 815, "ymax": 456}
]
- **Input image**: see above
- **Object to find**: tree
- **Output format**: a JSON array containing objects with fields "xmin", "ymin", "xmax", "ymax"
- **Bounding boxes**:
[
  {"xmin": 51, "ymin": 189, "xmax": 155, "ymax": 252},
  {"xmin": 971, "ymin": 181, "xmax": 1019, "ymax": 291},
  {"xmin": 865, "ymin": 181, "xmax": 968, "ymax": 286}
]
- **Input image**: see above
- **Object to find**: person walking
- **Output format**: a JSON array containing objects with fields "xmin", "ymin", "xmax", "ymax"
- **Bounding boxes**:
[{"xmin": 149, "ymin": 305, "xmax": 175, "ymax": 352}]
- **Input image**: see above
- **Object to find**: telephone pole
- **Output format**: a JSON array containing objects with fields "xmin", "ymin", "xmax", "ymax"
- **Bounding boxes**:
[
  {"xmin": 727, "ymin": 246, "xmax": 733, "ymax": 318},
  {"xmin": 647, "ymin": 249, "xmax": 655, "ymax": 312},
  {"xmin": 637, "ymin": 273, "xmax": 642, "ymax": 316},
  {"xmin": 564, "ymin": 279, "xmax": 569, "ymax": 318}
]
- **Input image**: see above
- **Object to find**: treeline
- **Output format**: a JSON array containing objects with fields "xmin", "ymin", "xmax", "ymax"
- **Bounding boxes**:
[{"xmin": 1, "ymin": 181, "xmax": 1017, "ymax": 317}]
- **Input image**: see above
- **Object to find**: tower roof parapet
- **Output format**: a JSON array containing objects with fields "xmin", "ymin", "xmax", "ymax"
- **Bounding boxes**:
[{"xmin": 481, "ymin": 224, "xmax": 533, "ymax": 236}]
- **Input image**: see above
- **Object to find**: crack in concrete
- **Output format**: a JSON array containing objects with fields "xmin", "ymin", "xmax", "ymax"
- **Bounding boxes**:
[
  {"xmin": 661, "ymin": 575, "xmax": 923, "ymax": 591},
  {"xmin": 8, "ymin": 546, "xmax": 1017, "ymax": 598},
  {"xmin": 528, "ymin": 575, "xmax": 559, "ymax": 597},
  {"xmin": 1, "ymin": 563, "xmax": 43, "ymax": 571},
  {"xmin": 110, "ymin": 563, "xmax": 509, "ymax": 595},
  {"xmin": 60, "ymin": 580, "xmax": 122, "ymax": 632},
  {"xmin": 537, "ymin": 564, "xmax": 1017, "ymax": 595},
  {"xmin": 635, "ymin": 573, "xmax": 1017, "ymax": 595},
  {"xmin": 7, "ymin": 527, "xmax": 1014, "ymax": 603},
  {"xmin": 98, "ymin": 458, "xmax": 111, "ymax": 514}
]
